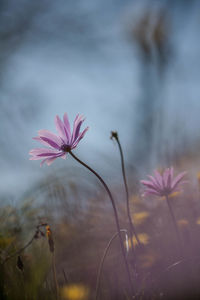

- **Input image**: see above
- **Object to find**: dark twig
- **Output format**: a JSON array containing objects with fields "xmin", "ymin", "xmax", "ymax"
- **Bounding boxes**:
[{"xmin": 2, "ymin": 223, "xmax": 47, "ymax": 265}]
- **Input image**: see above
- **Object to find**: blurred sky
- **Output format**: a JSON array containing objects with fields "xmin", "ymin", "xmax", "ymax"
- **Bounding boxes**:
[{"xmin": 0, "ymin": 0, "xmax": 200, "ymax": 198}]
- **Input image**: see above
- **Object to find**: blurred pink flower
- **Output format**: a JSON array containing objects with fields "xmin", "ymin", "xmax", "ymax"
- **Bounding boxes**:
[
  {"xmin": 141, "ymin": 167, "xmax": 187, "ymax": 197},
  {"xmin": 29, "ymin": 113, "xmax": 89, "ymax": 166}
]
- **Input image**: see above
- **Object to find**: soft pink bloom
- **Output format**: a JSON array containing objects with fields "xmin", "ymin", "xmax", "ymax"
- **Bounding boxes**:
[
  {"xmin": 29, "ymin": 113, "xmax": 89, "ymax": 166},
  {"xmin": 141, "ymin": 167, "xmax": 187, "ymax": 197}
]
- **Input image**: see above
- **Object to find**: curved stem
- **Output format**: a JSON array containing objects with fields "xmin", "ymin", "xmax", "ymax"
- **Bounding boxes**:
[
  {"xmin": 112, "ymin": 133, "xmax": 141, "ymax": 247},
  {"xmin": 95, "ymin": 229, "xmax": 128, "ymax": 300},
  {"xmin": 69, "ymin": 150, "xmax": 134, "ymax": 296},
  {"xmin": 165, "ymin": 195, "xmax": 183, "ymax": 257}
]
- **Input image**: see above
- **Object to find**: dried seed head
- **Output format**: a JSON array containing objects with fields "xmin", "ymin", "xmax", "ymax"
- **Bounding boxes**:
[{"xmin": 110, "ymin": 131, "xmax": 118, "ymax": 140}]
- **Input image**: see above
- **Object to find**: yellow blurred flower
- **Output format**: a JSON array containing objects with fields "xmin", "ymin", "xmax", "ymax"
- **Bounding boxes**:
[
  {"xmin": 126, "ymin": 233, "xmax": 149, "ymax": 248},
  {"xmin": 160, "ymin": 191, "xmax": 181, "ymax": 201},
  {"xmin": 0, "ymin": 236, "xmax": 15, "ymax": 248},
  {"xmin": 61, "ymin": 284, "xmax": 89, "ymax": 300},
  {"xmin": 139, "ymin": 253, "xmax": 156, "ymax": 268},
  {"xmin": 196, "ymin": 218, "xmax": 200, "ymax": 225},
  {"xmin": 129, "ymin": 195, "xmax": 140, "ymax": 205},
  {"xmin": 168, "ymin": 191, "xmax": 181, "ymax": 198},
  {"xmin": 197, "ymin": 172, "xmax": 200, "ymax": 183},
  {"xmin": 132, "ymin": 211, "xmax": 149, "ymax": 225},
  {"xmin": 177, "ymin": 219, "xmax": 189, "ymax": 227}
]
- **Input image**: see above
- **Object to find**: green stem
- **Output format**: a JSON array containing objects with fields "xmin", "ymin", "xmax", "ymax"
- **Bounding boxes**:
[
  {"xmin": 69, "ymin": 150, "xmax": 134, "ymax": 297},
  {"xmin": 52, "ymin": 252, "xmax": 59, "ymax": 300},
  {"xmin": 95, "ymin": 229, "xmax": 128, "ymax": 300}
]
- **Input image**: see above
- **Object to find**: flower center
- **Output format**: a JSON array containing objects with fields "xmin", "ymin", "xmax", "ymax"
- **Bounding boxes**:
[{"xmin": 60, "ymin": 144, "xmax": 71, "ymax": 152}]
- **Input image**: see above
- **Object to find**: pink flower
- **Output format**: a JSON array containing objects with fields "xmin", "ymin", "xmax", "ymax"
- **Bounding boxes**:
[
  {"xmin": 29, "ymin": 113, "xmax": 89, "ymax": 166},
  {"xmin": 141, "ymin": 167, "xmax": 187, "ymax": 197}
]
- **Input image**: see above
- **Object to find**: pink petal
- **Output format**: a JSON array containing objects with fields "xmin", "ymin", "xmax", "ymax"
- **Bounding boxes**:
[
  {"xmin": 40, "ymin": 152, "xmax": 66, "ymax": 166},
  {"xmin": 45, "ymin": 157, "xmax": 58, "ymax": 166},
  {"xmin": 154, "ymin": 170, "xmax": 163, "ymax": 188},
  {"xmin": 61, "ymin": 153, "xmax": 67, "ymax": 159},
  {"xmin": 39, "ymin": 137, "xmax": 60, "ymax": 149},
  {"xmin": 71, "ymin": 114, "xmax": 84, "ymax": 143},
  {"xmin": 73, "ymin": 119, "xmax": 84, "ymax": 142},
  {"xmin": 38, "ymin": 130, "xmax": 62, "ymax": 147},
  {"xmin": 33, "ymin": 137, "xmax": 51, "ymax": 148},
  {"xmin": 171, "ymin": 171, "xmax": 187, "ymax": 190},
  {"xmin": 71, "ymin": 126, "xmax": 89, "ymax": 148},
  {"xmin": 63, "ymin": 113, "xmax": 71, "ymax": 139},
  {"xmin": 40, "ymin": 157, "xmax": 56, "ymax": 166},
  {"xmin": 147, "ymin": 175, "xmax": 161, "ymax": 190},
  {"xmin": 29, "ymin": 148, "xmax": 60, "ymax": 155},
  {"xmin": 55, "ymin": 115, "xmax": 68, "ymax": 143},
  {"xmin": 29, "ymin": 148, "xmax": 63, "ymax": 162},
  {"xmin": 167, "ymin": 167, "xmax": 174, "ymax": 189},
  {"xmin": 30, "ymin": 154, "xmax": 60, "ymax": 160},
  {"xmin": 140, "ymin": 180, "xmax": 160, "ymax": 192},
  {"xmin": 30, "ymin": 154, "xmax": 58, "ymax": 160},
  {"xmin": 163, "ymin": 168, "xmax": 170, "ymax": 188},
  {"xmin": 37, "ymin": 152, "xmax": 62, "ymax": 157},
  {"xmin": 144, "ymin": 188, "xmax": 161, "ymax": 196},
  {"xmin": 170, "ymin": 167, "xmax": 174, "ymax": 179},
  {"xmin": 30, "ymin": 156, "xmax": 43, "ymax": 160}
]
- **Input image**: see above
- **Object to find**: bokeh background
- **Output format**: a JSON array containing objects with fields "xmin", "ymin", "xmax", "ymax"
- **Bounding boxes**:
[{"xmin": 1, "ymin": 1, "xmax": 200, "ymax": 299}]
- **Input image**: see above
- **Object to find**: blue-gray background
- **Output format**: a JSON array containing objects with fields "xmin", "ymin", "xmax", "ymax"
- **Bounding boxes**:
[{"xmin": 0, "ymin": 0, "xmax": 200, "ymax": 198}]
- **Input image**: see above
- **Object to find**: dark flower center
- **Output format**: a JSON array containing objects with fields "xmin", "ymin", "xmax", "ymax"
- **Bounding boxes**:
[{"xmin": 60, "ymin": 144, "xmax": 71, "ymax": 152}]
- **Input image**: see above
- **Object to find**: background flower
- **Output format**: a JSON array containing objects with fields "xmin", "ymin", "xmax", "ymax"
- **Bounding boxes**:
[{"xmin": 141, "ymin": 167, "xmax": 187, "ymax": 197}]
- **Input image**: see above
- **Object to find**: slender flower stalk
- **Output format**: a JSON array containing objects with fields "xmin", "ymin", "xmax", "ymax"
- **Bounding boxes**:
[
  {"xmin": 52, "ymin": 253, "xmax": 59, "ymax": 300},
  {"xmin": 141, "ymin": 167, "xmax": 187, "ymax": 256},
  {"xmin": 69, "ymin": 150, "xmax": 134, "ymax": 296},
  {"xmin": 95, "ymin": 229, "xmax": 128, "ymax": 300},
  {"xmin": 165, "ymin": 195, "xmax": 182, "ymax": 254},
  {"xmin": 111, "ymin": 131, "xmax": 141, "ymax": 247}
]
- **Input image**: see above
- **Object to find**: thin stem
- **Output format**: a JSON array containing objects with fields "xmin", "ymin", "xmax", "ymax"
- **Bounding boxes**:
[
  {"xmin": 165, "ymin": 195, "xmax": 183, "ymax": 257},
  {"xmin": 95, "ymin": 229, "xmax": 128, "ymax": 300},
  {"xmin": 69, "ymin": 150, "xmax": 134, "ymax": 296},
  {"xmin": 112, "ymin": 132, "xmax": 141, "ymax": 247},
  {"xmin": 52, "ymin": 252, "xmax": 59, "ymax": 300}
]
